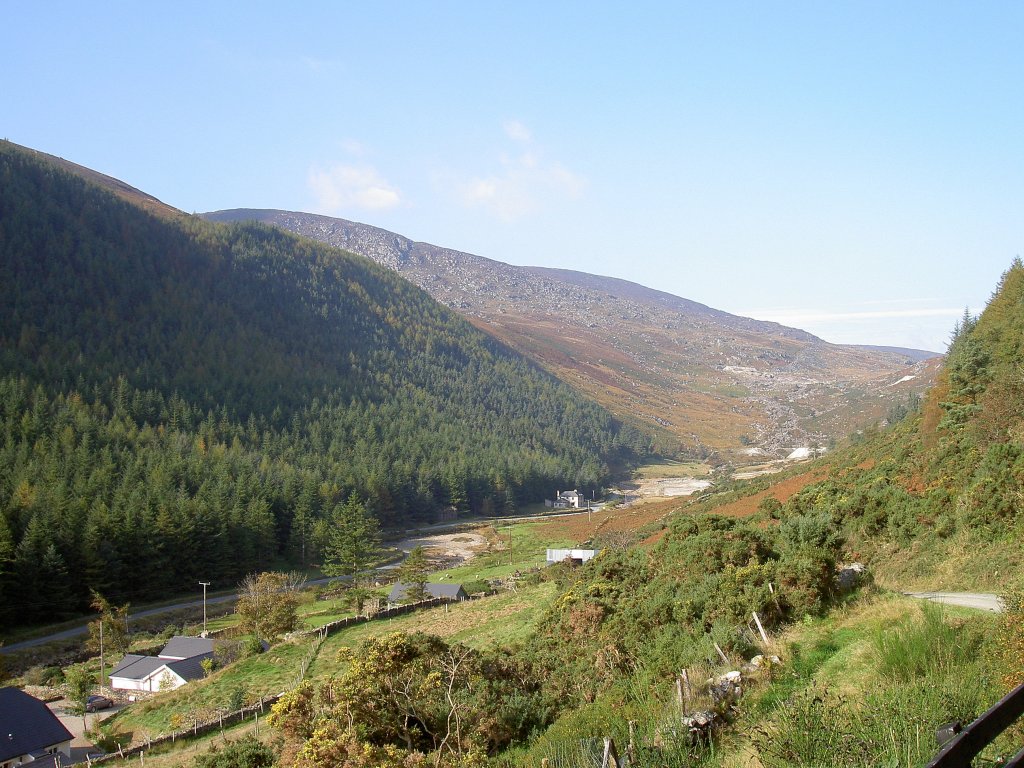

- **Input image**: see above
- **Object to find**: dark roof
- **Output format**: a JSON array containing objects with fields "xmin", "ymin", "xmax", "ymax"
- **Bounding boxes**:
[
  {"xmin": 0, "ymin": 687, "xmax": 74, "ymax": 763},
  {"xmin": 109, "ymin": 654, "xmax": 166, "ymax": 680},
  {"xmin": 388, "ymin": 582, "xmax": 467, "ymax": 603},
  {"xmin": 109, "ymin": 652, "xmax": 213, "ymax": 684},
  {"xmin": 24, "ymin": 752, "xmax": 62, "ymax": 768},
  {"xmin": 166, "ymin": 652, "xmax": 213, "ymax": 682},
  {"xmin": 159, "ymin": 635, "xmax": 214, "ymax": 660}
]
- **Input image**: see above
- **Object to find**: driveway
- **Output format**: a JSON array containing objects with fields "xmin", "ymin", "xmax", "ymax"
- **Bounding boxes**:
[
  {"xmin": 903, "ymin": 591, "xmax": 1004, "ymax": 612},
  {"xmin": 48, "ymin": 698, "xmax": 123, "ymax": 761}
]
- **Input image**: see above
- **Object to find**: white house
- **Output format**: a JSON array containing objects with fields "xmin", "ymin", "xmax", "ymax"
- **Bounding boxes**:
[
  {"xmin": 549, "ymin": 489, "xmax": 584, "ymax": 509},
  {"xmin": 108, "ymin": 636, "xmax": 214, "ymax": 693},
  {"xmin": 546, "ymin": 548, "xmax": 598, "ymax": 565},
  {"xmin": 0, "ymin": 687, "xmax": 73, "ymax": 768}
]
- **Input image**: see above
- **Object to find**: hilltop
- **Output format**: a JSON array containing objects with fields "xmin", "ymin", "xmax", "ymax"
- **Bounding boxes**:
[
  {"xmin": 0, "ymin": 140, "xmax": 644, "ymax": 625},
  {"xmin": 204, "ymin": 208, "xmax": 939, "ymax": 458}
]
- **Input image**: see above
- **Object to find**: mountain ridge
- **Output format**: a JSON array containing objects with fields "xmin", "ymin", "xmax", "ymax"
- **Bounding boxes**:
[{"xmin": 204, "ymin": 208, "xmax": 939, "ymax": 456}]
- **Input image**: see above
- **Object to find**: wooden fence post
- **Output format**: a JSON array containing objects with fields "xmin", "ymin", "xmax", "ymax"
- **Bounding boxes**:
[
  {"xmin": 602, "ymin": 737, "xmax": 620, "ymax": 768},
  {"xmin": 713, "ymin": 642, "xmax": 730, "ymax": 666},
  {"xmin": 752, "ymin": 611, "xmax": 769, "ymax": 644}
]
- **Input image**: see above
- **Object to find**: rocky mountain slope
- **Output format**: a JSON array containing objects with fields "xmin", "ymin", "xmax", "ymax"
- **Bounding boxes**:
[{"xmin": 204, "ymin": 209, "xmax": 939, "ymax": 458}]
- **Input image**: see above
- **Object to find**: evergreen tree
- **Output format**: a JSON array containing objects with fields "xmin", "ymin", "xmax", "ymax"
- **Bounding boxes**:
[
  {"xmin": 395, "ymin": 546, "xmax": 432, "ymax": 603},
  {"xmin": 321, "ymin": 493, "xmax": 381, "ymax": 582}
]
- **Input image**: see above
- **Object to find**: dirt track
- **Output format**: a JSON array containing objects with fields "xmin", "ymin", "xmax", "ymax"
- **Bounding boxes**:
[{"xmin": 390, "ymin": 532, "xmax": 488, "ymax": 566}]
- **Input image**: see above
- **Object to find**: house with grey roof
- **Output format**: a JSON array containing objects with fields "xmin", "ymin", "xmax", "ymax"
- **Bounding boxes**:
[
  {"xmin": 0, "ymin": 686, "xmax": 73, "ymax": 768},
  {"xmin": 157, "ymin": 636, "xmax": 213, "ymax": 660},
  {"xmin": 108, "ymin": 636, "xmax": 214, "ymax": 694},
  {"xmin": 387, "ymin": 582, "xmax": 468, "ymax": 605}
]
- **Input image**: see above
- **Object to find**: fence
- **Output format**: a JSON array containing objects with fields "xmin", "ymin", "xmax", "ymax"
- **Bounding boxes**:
[
  {"xmin": 926, "ymin": 680, "xmax": 1024, "ymax": 768},
  {"xmin": 88, "ymin": 695, "xmax": 280, "ymax": 765},
  {"xmin": 90, "ymin": 592, "xmax": 483, "ymax": 764}
]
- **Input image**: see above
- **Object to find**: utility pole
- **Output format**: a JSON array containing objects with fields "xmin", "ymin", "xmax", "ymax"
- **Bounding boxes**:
[
  {"xmin": 199, "ymin": 581, "xmax": 211, "ymax": 635},
  {"xmin": 508, "ymin": 523, "xmax": 513, "ymax": 566},
  {"xmin": 99, "ymin": 620, "xmax": 104, "ymax": 690}
]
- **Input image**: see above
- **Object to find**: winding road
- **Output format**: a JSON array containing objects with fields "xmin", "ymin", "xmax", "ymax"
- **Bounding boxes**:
[{"xmin": 1, "ymin": 507, "xmax": 600, "ymax": 655}]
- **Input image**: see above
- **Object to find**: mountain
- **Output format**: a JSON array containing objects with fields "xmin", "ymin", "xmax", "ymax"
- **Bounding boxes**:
[
  {"xmin": 849, "ymin": 344, "xmax": 941, "ymax": 362},
  {"xmin": 0, "ymin": 141, "xmax": 645, "ymax": 624},
  {"xmin": 511, "ymin": 261, "xmax": 1024, "ymax": 765},
  {"xmin": 203, "ymin": 209, "xmax": 939, "ymax": 458}
]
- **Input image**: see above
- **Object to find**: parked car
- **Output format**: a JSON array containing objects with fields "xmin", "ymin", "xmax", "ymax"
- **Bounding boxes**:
[{"xmin": 85, "ymin": 694, "xmax": 112, "ymax": 712}]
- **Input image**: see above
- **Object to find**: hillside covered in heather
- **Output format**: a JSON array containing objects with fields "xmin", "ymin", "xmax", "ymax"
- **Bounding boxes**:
[{"xmin": 204, "ymin": 208, "xmax": 938, "ymax": 458}]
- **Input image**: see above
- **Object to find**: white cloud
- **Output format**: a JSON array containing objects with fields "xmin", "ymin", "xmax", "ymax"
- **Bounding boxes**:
[
  {"xmin": 308, "ymin": 164, "xmax": 401, "ymax": 213},
  {"xmin": 503, "ymin": 119, "xmax": 532, "ymax": 143},
  {"xmin": 299, "ymin": 55, "xmax": 346, "ymax": 74},
  {"xmin": 459, "ymin": 122, "xmax": 585, "ymax": 222}
]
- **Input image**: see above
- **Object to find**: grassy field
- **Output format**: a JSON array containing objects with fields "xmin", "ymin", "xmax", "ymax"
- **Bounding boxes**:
[
  {"xmin": 100, "ymin": 580, "xmax": 558, "ymax": 749},
  {"xmin": 633, "ymin": 460, "xmax": 712, "ymax": 479},
  {"xmin": 95, "ymin": 516, "xmax": 573, "ymax": 750},
  {"xmin": 433, "ymin": 520, "xmax": 575, "ymax": 582},
  {"xmin": 308, "ymin": 581, "xmax": 557, "ymax": 678},
  {"xmin": 101, "ymin": 636, "xmax": 314, "ymax": 741},
  {"xmin": 95, "ymin": 721, "xmax": 268, "ymax": 768}
]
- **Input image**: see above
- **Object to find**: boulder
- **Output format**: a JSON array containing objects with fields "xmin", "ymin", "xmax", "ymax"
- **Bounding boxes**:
[
  {"xmin": 682, "ymin": 710, "xmax": 717, "ymax": 741},
  {"xmin": 837, "ymin": 562, "xmax": 868, "ymax": 593}
]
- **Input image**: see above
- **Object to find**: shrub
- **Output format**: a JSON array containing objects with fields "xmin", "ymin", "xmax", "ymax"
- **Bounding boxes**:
[
  {"xmin": 194, "ymin": 736, "xmax": 276, "ymax": 768},
  {"xmin": 758, "ymin": 496, "xmax": 783, "ymax": 519},
  {"xmin": 23, "ymin": 665, "xmax": 64, "ymax": 686},
  {"xmin": 228, "ymin": 686, "xmax": 247, "ymax": 712}
]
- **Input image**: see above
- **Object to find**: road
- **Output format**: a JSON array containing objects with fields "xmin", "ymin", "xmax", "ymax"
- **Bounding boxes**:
[
  {"xmin": 0, "ymin": 578, "xmax": 336, "ymax": 655},
  {"xmin": 1, "ymin": 505, "xmax": 607, "ymax": 655},
  {"xmin": 903, "ymin": 591, "xmax": 1005, "ymax": 612}
]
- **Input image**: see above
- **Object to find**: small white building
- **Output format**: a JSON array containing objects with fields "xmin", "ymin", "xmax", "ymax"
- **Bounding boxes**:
[
  {"xmin": 108, "ymin": 636, "xmax": 214, "ymax": 693},
  {"xmin": 546, "ymin": 548, "xmax": 598, "ymax": 565},
  {"xmin": 548, "ymin": 489, "xmax": 584, "ymax": 509}
]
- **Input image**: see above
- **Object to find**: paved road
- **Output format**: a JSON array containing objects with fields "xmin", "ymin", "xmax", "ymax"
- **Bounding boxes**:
[
  {"xmin": 903, "ymin": 591, "xmax": 1005, "ymax": 612},
  {"xmin": 1, "ymin": 507, "xmax": 601, "ymax": 655},
  {"xmin": 0, "ymin": 577, "xmax": 336, "ymax": 655}
]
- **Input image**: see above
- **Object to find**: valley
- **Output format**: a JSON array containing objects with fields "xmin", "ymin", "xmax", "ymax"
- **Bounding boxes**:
[
  {"xmin": 1, "ymin": 141, "xmax": 1021, "ymax": 768},
  {"xmin": 6, "ymin": 4, "xmax": 1024, "ymax": 766},
  {"xmin": 203, "ymin": 209, "xmax": 940, "ymax": 459}
]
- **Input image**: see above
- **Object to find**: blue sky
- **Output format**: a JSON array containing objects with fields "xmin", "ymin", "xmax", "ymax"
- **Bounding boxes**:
[{"xmin": 5, "ymin": 2, "xmax": 1022, "ymax": 352}]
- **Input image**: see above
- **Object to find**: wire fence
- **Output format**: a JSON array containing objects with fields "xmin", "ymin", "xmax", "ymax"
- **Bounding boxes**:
[{"xmin": 88, "ymin": 593, "xmax": 488, "ymax": 764}]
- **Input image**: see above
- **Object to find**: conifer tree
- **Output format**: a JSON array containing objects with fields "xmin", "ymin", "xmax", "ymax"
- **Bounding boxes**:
[{"xmin": 321, "ymin": 493, "xmax": 381, "ymax": 582}]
